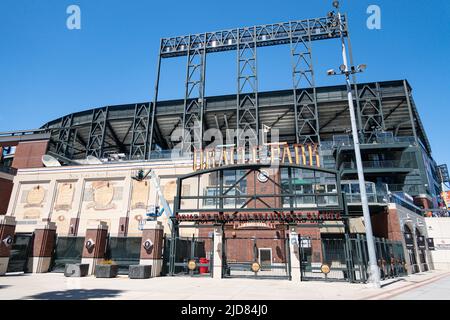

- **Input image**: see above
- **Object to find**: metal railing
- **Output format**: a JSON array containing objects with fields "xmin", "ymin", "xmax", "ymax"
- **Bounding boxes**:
[
  {"xmin": 387, "ymin": 184, "xmax": 427, "ymax": 195},
  {"xmin": 341, "ymin": 160, "xmax": 414, "ymax": 170},
  {"xmin": 330, "ymin": 135, "xmax": 416, "ymax": 148}
]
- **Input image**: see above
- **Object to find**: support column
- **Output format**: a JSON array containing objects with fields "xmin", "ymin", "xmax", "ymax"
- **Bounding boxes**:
[
  {"xmin": 0, "ymin": 216, "xmax": 16, "ymax": 275},
  {"xmin": 213, "ymin": 225, "xmax": 223, "ymax": 279},
  {"xmin": 81, "ymin": 221, "xmax": 108, "ymax": 275},
  {"xmin": 27, "ymin": 222, "xmax": 57, "ymax": 273},
  {"xmin": 288, "ymin": 227, "xmax": 301, "ymax": 282},
  {"xmin": 139, "ymin": 221, "xmax": 164, "ymax": 277}
]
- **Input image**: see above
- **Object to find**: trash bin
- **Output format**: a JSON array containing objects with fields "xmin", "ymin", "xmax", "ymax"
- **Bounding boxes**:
[{"xmin": 199, "ymin": 258, "xmax": 209, "ymax": 274}]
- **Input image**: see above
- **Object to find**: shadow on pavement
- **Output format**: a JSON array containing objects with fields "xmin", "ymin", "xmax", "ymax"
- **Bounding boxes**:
[
  {"xmin": 381, "ymin": 278, "xmax": 406, "ymax": 288},
  {"xmin": 26, "ymin": 289, "xmax": 123, "ymax": 300},
  {"xmin": 0, "ymin": 286, "xmax": 11, "ymax": 290}
]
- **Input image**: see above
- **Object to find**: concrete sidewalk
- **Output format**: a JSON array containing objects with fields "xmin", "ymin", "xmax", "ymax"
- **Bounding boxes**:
[{"xmin": 0, "ymin": 270, "xmax": 448, "ymax": 300}]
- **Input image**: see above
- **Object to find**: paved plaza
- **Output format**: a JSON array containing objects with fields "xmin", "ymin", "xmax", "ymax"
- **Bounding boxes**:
[{"xmin": 0, "ymin": 270, "xmax": 449, "ymax": 300}]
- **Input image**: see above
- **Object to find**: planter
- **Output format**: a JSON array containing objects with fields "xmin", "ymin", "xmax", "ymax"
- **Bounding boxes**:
[
  {"xmin": 129, "ymin": 265, "xmax": 152, "ymax": 279},
  {"xmin": 95, "ymin": 264, "xmax": 119, "ymax": 278},
  {"xmin": 64, "ymin": 264, "xmax": 89, "ymax": 277}
]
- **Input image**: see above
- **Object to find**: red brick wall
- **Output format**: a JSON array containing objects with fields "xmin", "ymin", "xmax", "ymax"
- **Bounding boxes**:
[
  {"xmin": 199, "ymin": 225, "xmax": 289, "ymax": 263},
  {"xmin": 82, "ymin": 228, "xmax": 108, "ymax": 259},
  {"xmin": 12, "ymin": 140, "xmax": 48, "ymax": 169},
  {"xmin": 0, "ymin": 224, "xmax": 15, "ymax": 258},
  {"xmin": 371, "ymin": 209, "xmax": 403, "ymax": 242},
  {"xmin": 0, "ymin": 178, "xmax": 13, "ymax": 215},
  {"xmin": 140, "ymin": 228, "xmax": 164, "ymax": 260},
  {"xmin": 31, "ymin": 228, "xmax": 56, "ymax": 258}
]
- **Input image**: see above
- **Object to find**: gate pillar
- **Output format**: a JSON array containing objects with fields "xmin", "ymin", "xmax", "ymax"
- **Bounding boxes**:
[
  {"xmin": 0, "ymin": 216, "xmax": 16, "ymax": 275},
  {"xmin": 288, "ymin": 227, "xmax": 301, "ymax": 282},
  {"xmin": 81, "ymin": 221, "xmax": 108, "ymax": 275},
  {"xmin": 140, "ymin": 221, "xmax": 164, "ymax": 277},
  {"xmin": 27, "ymin": 222, "xmax": 57, "ymax": 273},
  {"xmin": 213, "ymin": 226, "xmax": 223, "ymax": 279}
]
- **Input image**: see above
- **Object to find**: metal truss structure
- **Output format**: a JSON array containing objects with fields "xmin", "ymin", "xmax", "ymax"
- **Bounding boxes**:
[
  {"xmin": 34, "ymin": 13, "xmax": 432, "ymax": 170},
  {"xmin": 357, "ymin": 83, "xmax": 385, "ymax": 143},
  {"xmin": 86, "ymin": 107, "xmax": 108, "ymax": 158},
  {"xmin": 158, "ymin": 15, "xmax": 347, "ymax": 150}
]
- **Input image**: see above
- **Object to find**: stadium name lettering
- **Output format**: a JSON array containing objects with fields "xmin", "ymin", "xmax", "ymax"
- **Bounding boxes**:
[
  {"xmin": 177, "ymin": 212, "xmax": 342, "ymax": 223},
  {"xmin": 193, "ymin": 143, "xmax": 320, "ymax": 171}
]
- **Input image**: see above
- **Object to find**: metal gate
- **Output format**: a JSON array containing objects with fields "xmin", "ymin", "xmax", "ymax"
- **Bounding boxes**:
[
  {"xmin": 6, "ymin": 233, "xmax": 33, "ymax": 273},
  {"xmin": 163, "ymin": 235, "xmax": 214, "ymax": 277},
  {"xmin": 300, "ymin": 235, "xmax": 408, "ymax": 283},
  {"xmin": 104, "ymin": 237, "xmax": 141, "ymax": 274},
  {"xmin": 223, "ymin": 237, "xmax": 290, "ymax": 279},
  {"xmin": 50, "ymin": 237, "xmax": 84, "ymax": 272},
  {"xmin": 299, "ymin": 237, "xmax": 349, "ymax": 282}
]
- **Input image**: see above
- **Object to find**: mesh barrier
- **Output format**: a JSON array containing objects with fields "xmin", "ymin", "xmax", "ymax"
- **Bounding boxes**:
[
  {"xmin": 104, "ymin": 237, "xmax": 141, "ymax": 275},
  {"xmin": 50, "ymin": 237, "xmax": 84, "ymax": 273},
  {"xmin": 6, "ymin": 234, "xmax": 33, "ymax": 273}
]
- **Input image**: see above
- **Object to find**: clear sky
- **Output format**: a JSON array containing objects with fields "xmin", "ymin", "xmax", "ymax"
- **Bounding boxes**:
[{"xmin": 0, "ymin": 0, "xmax": 449, "ymax": 165}]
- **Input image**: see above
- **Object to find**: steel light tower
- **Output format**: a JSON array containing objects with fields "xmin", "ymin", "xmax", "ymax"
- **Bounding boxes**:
[{"xmin": 328, "ymin": 0, "xmax": 381, "ymax": 288}]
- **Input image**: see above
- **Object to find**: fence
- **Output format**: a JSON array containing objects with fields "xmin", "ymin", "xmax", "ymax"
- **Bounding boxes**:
[
  {"xmin": 162, "ymin": 235, "xmax": 214, "ymax": 277},
  {"xmin": 300, "ymin": 234, "xmax": 407, "ymax": 283}
]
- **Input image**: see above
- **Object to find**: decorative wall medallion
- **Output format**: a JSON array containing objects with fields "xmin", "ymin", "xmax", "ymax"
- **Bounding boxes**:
[
  {"xmin": 134, "ymin": 215, "xmax": 143, "ymax": 221},
  {"xmin": 131, "ymin": 180, "xmax": 149, "ymax": 210},
  {"xmin": 163, "ymin": 181, "xmax": 177, "ymax": 203},
  {"xmin": 25, "ymin": 186, "xmax": 45, "ymax": 208},
  {"xmin": 54, "ymin": 183, "xmax": 74, "ymax": 211},
  {"xmin": 87, "ymin": 181, "xmax": 116, "ymax": 210},
  {"xmin": 57, "ymin": 215, "xmax": 65, "ymax": 222}
]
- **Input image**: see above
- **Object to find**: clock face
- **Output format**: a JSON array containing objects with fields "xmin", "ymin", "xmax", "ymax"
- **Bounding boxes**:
[{"xmin": 257, "ymin": 170, "xmax": 269, "ymax": 183}]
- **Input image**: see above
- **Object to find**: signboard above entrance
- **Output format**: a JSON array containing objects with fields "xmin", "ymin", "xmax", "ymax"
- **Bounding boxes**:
[
  {"xmin": 193, "ymin": 143, "xmax": 320, "ymax": 171},
  {"xmin": 176, "ymin": 211, "xmax": 343, "ymax": 223}
]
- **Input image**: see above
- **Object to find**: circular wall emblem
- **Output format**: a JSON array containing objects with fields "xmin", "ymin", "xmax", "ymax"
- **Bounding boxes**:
[
  {"xmin": 187, "ymin": 260, "xmax": 197, "ymax": 271},
  {"xmin": 257, "ymin": 170, "xmax": 269, "ymax": 183},
  {"xmin": 251, "ymin": 262, "xmax": 261, "ymax": 273},
  {"xmin": 321, "ymin": 264, "xmax": 331, "ymax": 274}
]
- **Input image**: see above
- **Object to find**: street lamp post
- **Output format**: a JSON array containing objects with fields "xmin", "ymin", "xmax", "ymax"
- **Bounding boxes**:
[{"xmin": 328, "ymin": 1, "xmax": 381, "ymax": 288}]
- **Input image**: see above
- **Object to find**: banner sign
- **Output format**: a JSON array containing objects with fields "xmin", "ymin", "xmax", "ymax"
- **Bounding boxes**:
[
  {"xmin": 404, "ymin": 233, "xmax": 414, "ymax": 249},
  {"xmin": 417, "ymin": 235, "xmax": 426, "ymax": 250},
  {"xmin": 176, "ymin": 211, "xmax": 342, "ymax": 223},
  {"xmin": 426, "ymin": 238, "xmax": 435, "ymax": 250}
]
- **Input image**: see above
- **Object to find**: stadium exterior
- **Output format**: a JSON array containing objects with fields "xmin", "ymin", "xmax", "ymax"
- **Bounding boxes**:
[{"xmin": 0, "ymin": 9, "xmax": 447, "ymax": 281}]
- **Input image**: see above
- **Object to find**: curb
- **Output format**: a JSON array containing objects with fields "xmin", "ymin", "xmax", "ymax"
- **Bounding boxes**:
[{"xmin": 362, "ymin": 271, "xmax": 450, "ymax": 300}]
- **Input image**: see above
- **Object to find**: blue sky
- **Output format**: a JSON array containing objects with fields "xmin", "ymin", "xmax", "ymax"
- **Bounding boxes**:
[{"xmin": 0, "ymin": 0, "xmax": 449, "ymax": 165}]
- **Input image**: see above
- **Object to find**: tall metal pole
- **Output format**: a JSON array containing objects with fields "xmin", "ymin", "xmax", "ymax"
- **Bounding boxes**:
[{"xmin": 335, "ymin": 5, "xmax": 381, "ymax": 288}]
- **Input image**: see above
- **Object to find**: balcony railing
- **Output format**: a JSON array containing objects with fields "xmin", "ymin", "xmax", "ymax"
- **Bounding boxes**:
[
  {"xmin": 330, "ymin": 135, "xmax": 416, "ymax": 148},
  {"xmin": 341, "ymin": 160, "xmax": 414, "ymax": 170},
  {"xmin": 387, "ymin": 184, "xmax": 427, "ymax": 195}
]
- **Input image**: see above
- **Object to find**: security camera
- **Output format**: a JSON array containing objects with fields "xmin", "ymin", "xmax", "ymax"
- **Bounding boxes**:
[
  {"xmin": 143, "ymin": 239, "xmax": 153, "ymax": 251},
  {"xmin": 85, "ymin": 239, "xmax": 95, "ymax": 250},
  {"xmin": 2, "ymin": 235, "xmax": 13, "ymax": 247}
]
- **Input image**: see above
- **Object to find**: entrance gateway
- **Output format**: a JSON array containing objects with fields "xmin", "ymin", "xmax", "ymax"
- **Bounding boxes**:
[{"xmin": 168, "ymin": 163, "xmax": 352, "ymax": 280}]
